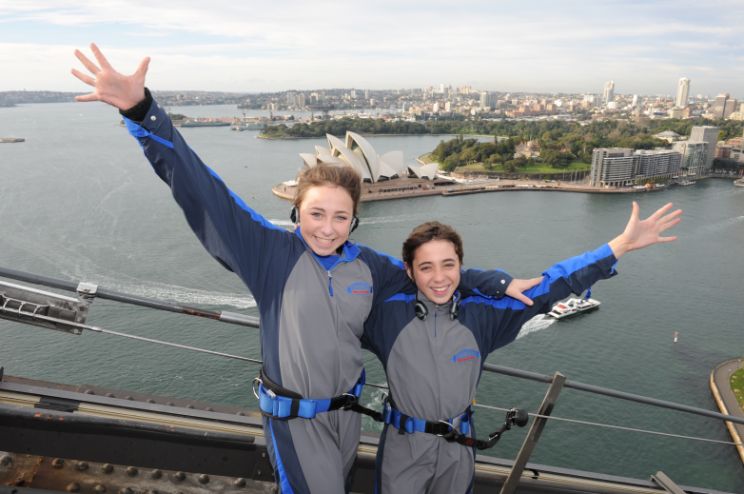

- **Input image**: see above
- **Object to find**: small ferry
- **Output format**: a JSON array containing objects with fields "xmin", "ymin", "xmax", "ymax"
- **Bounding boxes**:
[
  {"xmin": 548, "ymin": 297, "xmax": 600, "ymax": 320},
  {"xmin": 734, "ymin": 178, "xmax": 744, "ymax": 187},
  {"xmin": 0, "ymin": 137, "xmax": 24, "ymax": 144}
]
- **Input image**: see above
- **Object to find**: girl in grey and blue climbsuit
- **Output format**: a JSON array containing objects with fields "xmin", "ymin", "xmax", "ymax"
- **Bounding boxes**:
[{"xmin": 70, "ymin": 43, "xmax": 537, "ymax": 494}]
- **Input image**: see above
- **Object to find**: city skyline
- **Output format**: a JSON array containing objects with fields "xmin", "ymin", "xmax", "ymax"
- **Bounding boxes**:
[{"xmin": 1, "ymin": 1, "xmax": 743, "ymax": 98}]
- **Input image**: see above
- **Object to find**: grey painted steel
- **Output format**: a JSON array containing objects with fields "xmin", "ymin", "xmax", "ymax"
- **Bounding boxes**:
[
  {"xmin": 651, "ymin": 471, "xmax": 687, "ymax": 494},
  {"xmin": 0, "ymin": 266, "xmax": 260, "ymax": 328},
  {"xmin": 484, "ymin": 363, "xmax": 744, "ymax": 426},
  {"xmin": 500, "ymin": 372, "xmax": 566, "ymax": 494}
]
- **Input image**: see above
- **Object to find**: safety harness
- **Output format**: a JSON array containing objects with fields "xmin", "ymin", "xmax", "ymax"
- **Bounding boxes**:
[
  {"xmin": 384, "ymin": 400, "xmax": 528, "ymax": 450},
  {"xmin": 254, "ymin": 369, "xmax": 527, "ymax": 448},
  {"xmin": 255, "ymin": 368, "xmax": 381, "ymax": 420}
]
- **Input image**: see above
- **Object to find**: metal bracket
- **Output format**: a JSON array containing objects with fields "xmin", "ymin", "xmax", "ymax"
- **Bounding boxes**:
[
  {"xmin": 500, "ymin": 371, "xmax": 566, "ymax": 494},
  {"xmin": 651, "ymin": 471, "xmax": 687, "ymax": 494}
]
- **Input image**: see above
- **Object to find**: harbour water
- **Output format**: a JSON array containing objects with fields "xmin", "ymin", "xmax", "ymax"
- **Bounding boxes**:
[{"xmin": 1, "ymin": 102, "xmax": 743, "ymax": 491}]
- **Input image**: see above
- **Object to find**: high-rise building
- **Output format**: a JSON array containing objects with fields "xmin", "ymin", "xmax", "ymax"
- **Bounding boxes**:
[
  {"xmin": 689, "ymin": 125, "xmax": 720, "ymax": 173},
  {"xmin": 710, "ymin": 94, "xmax": 738, "ymax": 119},
  {"xmin": 673, "ymin": 141, "xmax": 708, "ymax": 175},
  {"xmin": 602, "ymin": 81, "xmax": 615, "ymax": 106},
  {"xmin": 676, "ymin": 78, "xmax": 690, "ymax": 108}
]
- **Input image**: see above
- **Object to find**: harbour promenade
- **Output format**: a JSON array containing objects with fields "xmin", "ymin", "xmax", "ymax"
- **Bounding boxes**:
[
  {"xmin": 272, "ymin": 177, "xmax": 649, "ymax": 203},
  {"xmin": 710, "ymin": 358, "xmax": 744, "ymax": 465}
]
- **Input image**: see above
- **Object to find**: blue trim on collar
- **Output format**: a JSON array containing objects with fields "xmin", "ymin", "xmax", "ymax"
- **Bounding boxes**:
[{"xmin": 385, "ymin": 292, "xmax": 416, "ymax": 303}]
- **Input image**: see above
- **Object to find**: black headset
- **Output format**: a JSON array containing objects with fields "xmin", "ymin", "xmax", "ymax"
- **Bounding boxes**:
[
  {"xmin": 290, "ymin": 207, "xmax": 359, "ymax": 233},
  {"xmin": 415, "ymin": 291, "xmax": 460, "ymax": 321}
]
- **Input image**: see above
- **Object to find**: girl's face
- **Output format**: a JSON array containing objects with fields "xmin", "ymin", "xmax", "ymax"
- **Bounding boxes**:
[
  {"xmin": 405, "ymin": 239, "xmax": 461, "ymax": 305},
  {"xmin": 298, "ymin": 184, "xmax": 355, "ymax": 256}
]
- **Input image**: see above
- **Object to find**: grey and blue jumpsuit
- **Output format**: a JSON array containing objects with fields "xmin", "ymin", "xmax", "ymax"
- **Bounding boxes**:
[
  {"xmin": 119, "ymin": 93, "xmax": 516, "ymax": 494},
  {"xmin": 362, "ymin": 245, "xmax": 618, "ymax": 493}
]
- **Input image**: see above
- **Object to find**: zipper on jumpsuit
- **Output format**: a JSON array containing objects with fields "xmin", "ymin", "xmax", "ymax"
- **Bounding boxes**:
[{"xmin": 327, "ymin": 271, "xmax": 334, "ymax": 296}]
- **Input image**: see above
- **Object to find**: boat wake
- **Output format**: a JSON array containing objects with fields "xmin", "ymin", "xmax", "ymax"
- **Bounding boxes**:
[
  {"xmin": 62, "ymin": 271, "xmax": 256, "ymax": 309},
  {"xmin": 516, "ymin": 314, "xmax": 556, "ymax": 339}
]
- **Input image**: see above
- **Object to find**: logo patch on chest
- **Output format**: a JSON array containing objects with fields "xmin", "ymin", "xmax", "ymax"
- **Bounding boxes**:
[
  {"xmin": 346, "ymin": 281, "xmax": 373, "ymax": 296},
  {"xmin": 451, "ymin": 348, "xmax": 481, "ymax": 363}
]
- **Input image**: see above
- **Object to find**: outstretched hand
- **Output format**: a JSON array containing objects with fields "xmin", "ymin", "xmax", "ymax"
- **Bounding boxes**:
[
  {"xmin": 505, "ymin": 277, "xmax": 543, "ymax": 306},
  {"xmin": 609, "ymin": 201, "xmax": 682, "ymax": 258},
  {"xmin": 72, "ymin": 43, "xmax": 150, "ymax": 111}
]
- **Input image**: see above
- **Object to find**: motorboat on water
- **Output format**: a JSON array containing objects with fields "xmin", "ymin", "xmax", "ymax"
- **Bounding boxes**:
[
  {"xmin": 547, "ymin": 297, "xmax": 600, "ymax": 320},
  {"xmin": 734, "ymin": 178, "xmax": 744, "ymax": 187},
  {"xmin": 0, "ymin": 267, "xmax": 741, "ymax": 494}
]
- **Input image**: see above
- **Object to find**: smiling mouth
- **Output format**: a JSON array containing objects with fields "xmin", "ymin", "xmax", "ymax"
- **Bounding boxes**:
[
  {"xmin": 430, "ymin": 285, "xmax": 451, "ymax": 296},
  {"xmin": 314, "ymin": 235, "xmax": 336, "ymax": 244}
]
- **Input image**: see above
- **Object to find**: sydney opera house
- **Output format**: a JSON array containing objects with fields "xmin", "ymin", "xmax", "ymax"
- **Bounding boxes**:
[{"xmin": 272, "ymin": 131, "xmax": 448, "ymax": 202}]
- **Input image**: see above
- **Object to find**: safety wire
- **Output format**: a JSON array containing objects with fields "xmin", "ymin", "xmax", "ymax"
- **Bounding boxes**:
[
  {"xmin": 473, "ymin": 402, "xmax": 744, "ymax": 447},
  {"xmin": 16, "ymin": 310, "xmax": 743, "ymax": 449}
]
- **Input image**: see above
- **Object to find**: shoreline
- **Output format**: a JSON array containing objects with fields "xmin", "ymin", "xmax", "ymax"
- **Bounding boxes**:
[
  {"xmin": 271, "ymin": 177, "xmax": 669, "ymax": 203},
  {"xmin": 710, "ymin": 358, "xmax": 744, "ymax": 465}
]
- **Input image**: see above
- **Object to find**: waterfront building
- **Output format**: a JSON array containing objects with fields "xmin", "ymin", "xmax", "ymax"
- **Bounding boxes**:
[
  {"xmin": 689, "ymin": 125, "xmax": 720, "ymax": 172},
  {"xmin": 634, "ymin": 149, "xmax": 681, "ymax": 181},
  {"xmin": 591, "ymin": 148, "xmax": 681, "ymax": 187},
  {"xmin": 591, "ymin": 148, "xmax": 635, "ymax": 187},
  {"xmin": 672, "ymin": 141, "xmax": 707, "ymax": 175},
  {"xmin": 676, "ymin": 77, "xmax": 690, "ymax": 108},
  {"xmin": 299, "ymin": 131, "xmax": 438, "ymax": 182}
]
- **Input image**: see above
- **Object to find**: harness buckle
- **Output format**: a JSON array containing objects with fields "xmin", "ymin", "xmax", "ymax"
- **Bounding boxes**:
[
  {"xmin": 435, "ymin": 419, "xmax": 460, "ymax": 439},
  {"xmin": 341, "ymin": 392, "xmax": 358, "ymax": 410}
]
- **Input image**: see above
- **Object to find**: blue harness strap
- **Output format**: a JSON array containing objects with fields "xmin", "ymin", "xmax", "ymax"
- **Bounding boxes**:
[
  {"xmin": 258, "ymin": 370, "xmax": 366, "ymax": 420},
  {"xmin": 383, "ymin": 402, "xmax": 471, "ymax": 437}
]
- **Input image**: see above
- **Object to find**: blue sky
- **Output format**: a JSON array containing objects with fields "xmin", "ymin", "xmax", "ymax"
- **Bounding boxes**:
[{"xmin": 2, "ymin": 0, "xmax": 742, "ymax": 97}]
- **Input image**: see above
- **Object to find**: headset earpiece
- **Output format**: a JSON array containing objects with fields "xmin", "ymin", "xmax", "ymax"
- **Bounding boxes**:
[
  {"xmin": 415, "ymin": 300, "xmax": 428, "ymax": 320},
  {"xmin": 290, "ymin": 207, "xmax": 299, "ymax": 224},
  {"xmin": 350, "ymin": 216, "xmax": 359, "ymax": 233}
]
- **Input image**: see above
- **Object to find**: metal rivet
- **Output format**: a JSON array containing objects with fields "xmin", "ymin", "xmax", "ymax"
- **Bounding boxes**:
[
  {"xmin": 150, "ymin": 115, "xmax": 157, "ymax": 121},
  {"xmin": 150, "ymin": 469, "xmax": 162, "ymax": 479},
  {"xmin": 75, "ymin": 461, "xmax": 88, "ymax": 471},
  {"xmin": 66, "ymin": 482, "xmax": 80, "ymax": 493},
  {"xmin": 101, "ymin": 463, "xmax": 114, "ymax": 474},
  {"xmin": 198, "ymin": 474, "xmax": 209, "ymax": 484},
  {"xmin": 233, "ymin": 478, "xmax": 246, "ymax": 488},
  {"xmin": 0, "ymin": 455, "xmax": 12, "ymax": 466},
  {"xmin": 173, "ymin": 471, "xmax": 186, "ymax": 481},
  {"xmin": 52, "ymin": 458, "xmax": 65, "ymax": 468},
  {"xmin": 94, "ymin": 484, "xmax": 106, "ymax": 493},
  {"xmin": 126, "ymin": 466, "xmax": 138, "ymax": 477}
]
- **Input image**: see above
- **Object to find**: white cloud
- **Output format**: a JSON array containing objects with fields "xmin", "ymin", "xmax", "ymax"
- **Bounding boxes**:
[{"xmin": 1, "ymin": 1, "xmax": 742, "ymax": 97}]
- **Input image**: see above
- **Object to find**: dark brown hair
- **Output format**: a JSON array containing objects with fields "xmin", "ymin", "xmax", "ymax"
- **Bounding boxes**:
[
  {"xmin": 294, "ymin": 165, "xmax": 362, "ymax": 215},
  {"xmin": 402, "ymin": 221, "xmax": 464, "ymax": 267}
]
